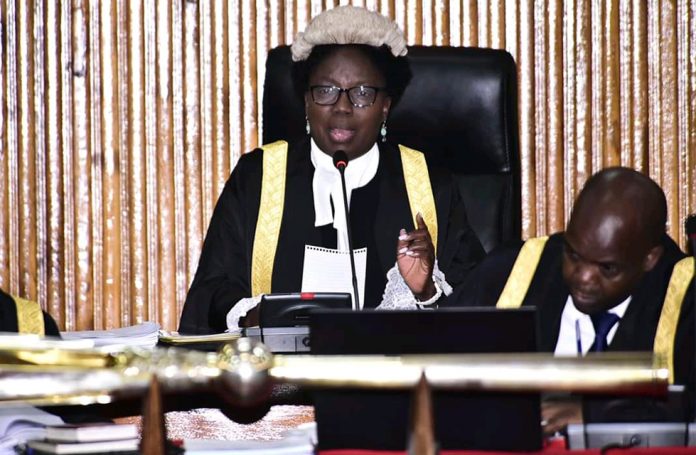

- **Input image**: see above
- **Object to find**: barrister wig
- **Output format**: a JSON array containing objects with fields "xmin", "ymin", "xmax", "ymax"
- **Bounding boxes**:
[
  {"xmin": 290, "ymin": 7, "xmax": 412, "ymax": 106},
  {"xmin": 290, "ymin": 6, "xmax": 407, "ymax": 62}
]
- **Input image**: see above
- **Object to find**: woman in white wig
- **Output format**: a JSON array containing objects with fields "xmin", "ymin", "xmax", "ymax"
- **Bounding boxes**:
[{"xmin": 179, "ymin": 6, "xmax": 484, "ymax": 334}]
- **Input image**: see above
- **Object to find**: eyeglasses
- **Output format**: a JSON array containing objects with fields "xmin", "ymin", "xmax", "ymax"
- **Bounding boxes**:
[{"xmin": 309, "ymin": 85, "xmax": 385, "ymax": 107}]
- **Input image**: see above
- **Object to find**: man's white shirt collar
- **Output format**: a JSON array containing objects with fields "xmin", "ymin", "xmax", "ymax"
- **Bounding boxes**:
[{"xmin": 554, "ymin": 295, "xmax": 631, "ymax": 356}]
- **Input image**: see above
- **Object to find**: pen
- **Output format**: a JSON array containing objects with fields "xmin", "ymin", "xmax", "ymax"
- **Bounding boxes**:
[{"xmin": 575, "ymin": 319, "xmax": 582, "ymax": 356}]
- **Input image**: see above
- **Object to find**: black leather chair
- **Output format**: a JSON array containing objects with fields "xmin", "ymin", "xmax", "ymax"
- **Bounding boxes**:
[{"xmin": 262, "ymin": 45, "xmax": 520, "ymax": 252}]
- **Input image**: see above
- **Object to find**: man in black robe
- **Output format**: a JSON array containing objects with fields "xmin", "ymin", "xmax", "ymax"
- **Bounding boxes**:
[
  {"xmin": 447, "ymin": 168, "xmax": 694, "ymax": 434},
  {"xmin": 446, "ymin": 167, "xmax": 694, "ymax": 430},
  {"xmin": 0, "ymin": 288, "xmax": 60, "ymax": 336}
]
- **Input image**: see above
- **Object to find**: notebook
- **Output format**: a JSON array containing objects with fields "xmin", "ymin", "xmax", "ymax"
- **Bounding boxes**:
[{"xmin": 309, "ymin": 307, "xmax": 542, "ymax": 451}]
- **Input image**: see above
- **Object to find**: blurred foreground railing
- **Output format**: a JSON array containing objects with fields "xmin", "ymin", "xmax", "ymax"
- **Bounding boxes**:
[{"xmin": 0, "ymin": 337, "xmax": 668, "ymax": 408}]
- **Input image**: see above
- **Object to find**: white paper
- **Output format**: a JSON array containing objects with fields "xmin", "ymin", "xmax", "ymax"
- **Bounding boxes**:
[
  {"xmin": 60, "ymin": 321, "xmax": 160, "ymax": 349},
  {"xmin": 301, "ymin": 245, "xmax": 367, "ymax": 310},
  {"xmin": 0, "ymin": 406, "xmax": 63, "ymax": 455}
]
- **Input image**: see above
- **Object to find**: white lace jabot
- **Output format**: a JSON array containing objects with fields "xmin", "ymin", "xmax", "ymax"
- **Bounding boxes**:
[{"xmin": 310, "ymin": 139, "xmax": 379, "ymax": 251}]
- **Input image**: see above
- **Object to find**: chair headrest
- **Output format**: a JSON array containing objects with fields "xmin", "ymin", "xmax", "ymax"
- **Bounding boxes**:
[{"xmin": 262, "ymin": 45, "xmax": 519, "ymax": 176}]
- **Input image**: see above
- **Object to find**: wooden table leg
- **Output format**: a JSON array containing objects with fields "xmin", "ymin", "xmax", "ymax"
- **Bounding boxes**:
[{"xmin": 140, "ymin": 375, "xmax": 167, "ymax": 454}]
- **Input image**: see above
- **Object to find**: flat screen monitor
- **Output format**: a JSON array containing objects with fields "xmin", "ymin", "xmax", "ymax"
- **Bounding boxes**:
[{"xmin": 309, "ymin": 307, "xmax": 542, "ymax": 451}]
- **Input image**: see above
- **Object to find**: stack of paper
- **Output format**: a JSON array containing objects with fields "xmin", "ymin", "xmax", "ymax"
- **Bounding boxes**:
[
  {"xmin": 24, "ymin": 422, "xmax": 140, "ymax": 454},
  {"xmin": 44, "ymin": 422, "xmax": 138, "ymax": 442},
  {"xmin": 0, "ymin": 406, "xmax": 63, "ymax": 455},
  {"xmin": 61, "ymin": 322, "xmax": 160, "ymax": 349},
  {"xmin": 0, "ymin": 334, "xmax": 93, "ymax": 349},
  {"xmin": 158, "ymin": 330, "xmax": 241, "ymax": 346},
  {"xmin": 25, "ymin": 437, "xmax": 140, "ymax": 454}
]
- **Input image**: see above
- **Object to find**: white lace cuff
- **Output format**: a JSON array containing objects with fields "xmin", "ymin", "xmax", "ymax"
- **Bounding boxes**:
[
  {"xmin": 376, "ymin": 260, "xmax": 452, "ymax": 310},
  {"xmin": 226, "ymin": 295, "xmax": 263, "ymax": 331},
  {"xmin": 415, "ymin": 280, "xmax": 443, "ymax": 305}
]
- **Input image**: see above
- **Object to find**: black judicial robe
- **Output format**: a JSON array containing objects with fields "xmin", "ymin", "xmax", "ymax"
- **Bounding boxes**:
[
  {"xmin": 446, "ymin": 233, "xmax": 694, "ymax": 385},
  {"xmin": 179, "ymin": 137, "xmax": 485, "ymax": 334},
  {"xmin": 0, "ymin": 289, "xmax": 60, "ymax": 336}
]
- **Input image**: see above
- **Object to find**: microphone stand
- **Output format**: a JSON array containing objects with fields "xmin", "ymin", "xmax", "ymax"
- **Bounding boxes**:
[{"xmin": 335, "ymin": 152, "xmax": 361, "ymax": 311}]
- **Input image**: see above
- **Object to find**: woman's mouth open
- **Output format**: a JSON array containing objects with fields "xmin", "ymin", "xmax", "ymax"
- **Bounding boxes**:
[{"xmin": 329, "ymin": 128, "xmax": 356, "ymax": 143}]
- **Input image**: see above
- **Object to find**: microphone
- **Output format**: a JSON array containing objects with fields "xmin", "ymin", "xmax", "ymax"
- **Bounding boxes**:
[
  {"xmin": 333, "ymin": 150, "xmax": 361, "ymax": 311},
  {"xmin": 333, "ymin": 151, "xmax": 348, "ymax": 170}
]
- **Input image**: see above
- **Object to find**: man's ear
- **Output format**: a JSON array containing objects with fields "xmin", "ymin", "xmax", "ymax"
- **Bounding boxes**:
[{"xmin": 642, "ymin": 244, "xmax": 664, "ymax": 272}]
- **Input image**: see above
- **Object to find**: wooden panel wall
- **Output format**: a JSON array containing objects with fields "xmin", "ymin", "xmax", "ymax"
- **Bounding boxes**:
[{"xmin": 1, "ymin": 0, "xmax": 694, "ymax": 330}]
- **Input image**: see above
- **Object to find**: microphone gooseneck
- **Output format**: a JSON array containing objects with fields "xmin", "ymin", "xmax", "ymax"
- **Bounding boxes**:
[{"xmin": 333, "ymin": 150, "xmax": 361, "ymax": 311}]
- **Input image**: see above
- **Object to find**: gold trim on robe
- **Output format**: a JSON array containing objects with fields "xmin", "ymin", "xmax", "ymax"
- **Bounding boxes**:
[
  {"xmin": 14, "ymin": 295, "xmax": 45, "ymax": 336},
  {"xmin": 399, "ymin": 145, "xmax": 438, "ymax": 254},
  {"xmin": 653, "ymin": 257, "xmax": 694, "ymax": 384},
  {"xmin": 251, "ymin": 141, "xmax": 288, "ymax": 296},
  {"xmin": 496, "ymin": 236, "xmax": 549, "ymax": 309}
]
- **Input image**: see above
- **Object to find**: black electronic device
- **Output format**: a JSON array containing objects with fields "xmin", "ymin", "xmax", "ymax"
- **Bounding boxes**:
[
  {"xmin": 567, "ymin": 422, "xmax": 690, "ymax": 449},
  {"xmin": 258, "ymin": 292, "xmax": 352, "ymax": 328},
  {"xmin": 309, "ymin": 307, "xmax": 542, "ymax": 451},
  {"xmin": 582, "ymin": 385, "xmax": 691, "ymax": 425},
  {"xmin": 245, "ymin": 292, "xmax": 353, "ymax": 353},
  {"xmin": 568, "ymin": 387, "xmax": 695, "ymax": 450}
]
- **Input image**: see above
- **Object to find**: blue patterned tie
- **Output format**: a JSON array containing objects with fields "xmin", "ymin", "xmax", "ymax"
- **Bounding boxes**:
[{"xmin": 589, "ymin": 312, "xmax": 621, "ymax": 352}]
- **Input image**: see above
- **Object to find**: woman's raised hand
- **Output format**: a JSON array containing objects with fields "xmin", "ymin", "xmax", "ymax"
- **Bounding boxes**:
[{"xmin": 396, "ymin": 213, "xmax": 436, "ymax": 300}]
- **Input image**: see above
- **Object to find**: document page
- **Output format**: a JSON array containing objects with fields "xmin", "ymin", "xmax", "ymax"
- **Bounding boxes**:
[
  {"xmin": 0, "ymin": 406, "xmax": 63, "ymax": 453},
  {"xmin": 60, "ymin": 321, "xmax": 160, "ymax": 349},
  {"xmin": 301, "ymin": 245, "xmax": 366, "ymax": 310}
]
